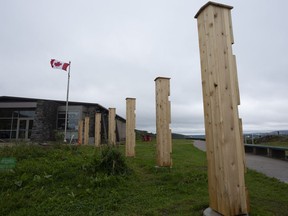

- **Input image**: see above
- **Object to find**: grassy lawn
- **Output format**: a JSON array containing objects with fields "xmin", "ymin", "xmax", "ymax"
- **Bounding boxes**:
[
  {"xmin": 249, "ymin": 135, "xmax": 288, "ymax": 157},
  {"xmin": 0, "ymin": 139, "xmax": 288, "ymax": 215},
  {"xmin": 251, "ymin": 135, "xmax": 288, "ymax": 148}
]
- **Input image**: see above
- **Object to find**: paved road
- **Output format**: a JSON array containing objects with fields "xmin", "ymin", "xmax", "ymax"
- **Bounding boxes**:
[{"xmin": 193, "ymin": 140, "xmax": 288, "ymax": 184}]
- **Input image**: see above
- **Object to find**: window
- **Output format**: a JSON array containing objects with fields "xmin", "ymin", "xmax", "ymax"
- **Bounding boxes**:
[
  {"xmin": 57, "ymin": 111, "xmax": 80, "ymax": 131},
  {"xmin": 0, "ymin": 108, "xmax": 35, "ymax": 139}
]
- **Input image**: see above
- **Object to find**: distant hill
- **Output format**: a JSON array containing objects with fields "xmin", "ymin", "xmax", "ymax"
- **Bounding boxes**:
[
  {"xmin": 270, "ymin": 130, "xmax": 288, "ymax": 135},
  {"xmin": 171, "ymin": 133, "xmax": 188, "ymax": 139},
  {"xmin": 135, "ymin": 129, "xmax": 155, "ymax": 140},
  {"xmin": 135, "ymin": 130, "xmax": 189, "ymax": 140},
  {"xmin": 253, "ymin": 134, "xmax": 288, "ymax": 144}
]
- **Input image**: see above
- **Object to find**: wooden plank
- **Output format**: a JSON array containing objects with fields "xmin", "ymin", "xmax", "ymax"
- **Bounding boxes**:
[
  {"xmin": 205, "ymin": 5, "xmax": 227, "ymax": 211},
  {"xmin": 232, "ymin": 55, "xmax": 240, "ymax": 105},
  {"xmin": 125, "ymin": 98, "xmax": 136, "ymax": 157},
  {"xmin": 217, "ymin": 7, "xmax": 238, "ymax": 214},
  {"xmin": 197, "ymin": 7, "xmax": 218, "ymax": 209},
  {"xmin": 95, "ymin": 113, "xmax": 101, "ymax": 147},
  {"xmin": 155, "ymin": 77, "xmax": 172, "ymax": 167},
  {"xmin": 223, "ymin": 9, "xmax": 248, "ymax": 214},
  {"xmin": 219, "ymin": 7, "xmax": 246, "ymax": 214},
  {"xmin": 108, "ymin": 108, "xmax": 116, "ymax": 146},
  {"xmin": 228, "ymin": 10, "xmax": 234, "ymax": 44},
  {"xmin": 195, "ymin": 3, "xmax": 248, "ymax": 215}
]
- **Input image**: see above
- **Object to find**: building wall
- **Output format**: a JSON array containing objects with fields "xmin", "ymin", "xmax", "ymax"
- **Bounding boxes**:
[
  {"xmin": 116, "ymin": 118, "xmax": 126, "ymax": 142},
  {"xmin": 30, "ymin": 100, "xmax": 58, "ymax": 142},
  {"xmin": 0, "ymin": 97, "xmax": 126, "ymax": 143}
]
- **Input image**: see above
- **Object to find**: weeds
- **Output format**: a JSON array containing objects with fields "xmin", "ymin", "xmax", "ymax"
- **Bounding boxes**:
[
  {"xmin": 0, "ymin": 140, "xmax": 287, "ymax": 215},
  {"xmin": 90, "ymin": 146, "xmax": 131, "ymax": 176}
]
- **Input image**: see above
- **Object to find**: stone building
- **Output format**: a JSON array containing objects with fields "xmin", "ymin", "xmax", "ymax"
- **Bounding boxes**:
[{"xmin": 0, "ymin": 96, "xmax": 126, "ymax": 143}]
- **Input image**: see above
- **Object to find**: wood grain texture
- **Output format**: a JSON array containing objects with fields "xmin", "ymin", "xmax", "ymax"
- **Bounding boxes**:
[
  {"xmin": 108, "ymin": 108, "xmax": 116, "ymax": 146},
  {"xmin": 125, "ymin": 98, "xmax": 136, "ymax": 157},
  {"xmin": 95, "ymin": 113, "xmax": 101, "ymax": 147},
  {"xmin": 195, "ymin": 2, "xmax": 248, "ymax": 215},
  {"xmin": 155, "ymin": 77, "xmax": 172, "ymax": 167},
  {"xmin": 84, "ymin": 117, "xmax": 89, "ymax": 145}
]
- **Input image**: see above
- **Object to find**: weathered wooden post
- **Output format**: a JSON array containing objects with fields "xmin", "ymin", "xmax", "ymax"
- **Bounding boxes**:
[
  {"xmin": 195, "ymin": 2, "xmax": 249, "ymax": 215},
  {"xmin": 125, "ymin": 98, "xmax": 136, "ymax": 157},
  {"xmin": 84, "ymin": 116, "xmax": 90, "ymax": 145},
  {"xmin": 78, "ymin": 119, "xmax": 83, "ymax": 145},
  {"xmin": 155, "ymin": 77, "xmax": 172, "ymax": 167},
  {"xmin": 108, "ymin": 108, "xmax": 116, "ymax": 146},
  {"xmin": 95, "ymin": 113, "xmax": 101, "ymax": 147}
]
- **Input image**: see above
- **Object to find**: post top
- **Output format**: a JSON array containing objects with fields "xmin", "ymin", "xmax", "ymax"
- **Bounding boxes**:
[
  {"xmin": 194, "ymin": 1, "xmax": 233, "ymax": 18},
  {"xmin": 126, "ymin": 97, "xmax": 136, "ymax": 100},
  {"xmin": 154, "ymin": 77, "xmax": 171, "ymax": 81}
]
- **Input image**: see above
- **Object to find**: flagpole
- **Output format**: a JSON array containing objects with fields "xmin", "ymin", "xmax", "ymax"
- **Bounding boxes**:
[{"xmin": 64, "ymin": 61, "xmax": 71, "ymax": 142}]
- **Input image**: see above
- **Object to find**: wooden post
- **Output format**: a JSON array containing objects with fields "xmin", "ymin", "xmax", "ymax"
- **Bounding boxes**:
[
  {"xmin": 108, "ymin": 108, "xmax": 116, "ymax": 146},
  {"xmin": 84, "ymin": 116, "xmax": 89, "ymax": 145},
  {"xmin": 195, "ymin": 2, "xmax": 248, "ymax": 215},
  {"xmin": 78, "ymin": 119, "xmax": 83, "ymax": 145},
  {"xmin": 155, "ymin": 77, "xmax": 172, "ymax": 167},
  {"xmin": 95, "ymin": 113, "xmax": 101, "ymax": 147},
  {"xmin": 126, "ymin": 98, "xmax": 136, "ymax": 157}
]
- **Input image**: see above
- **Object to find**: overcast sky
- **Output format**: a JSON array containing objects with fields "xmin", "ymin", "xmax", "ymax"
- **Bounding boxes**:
[{"xmin": 1, "ymin": 0, "xmax": 288, "ymax": 135}]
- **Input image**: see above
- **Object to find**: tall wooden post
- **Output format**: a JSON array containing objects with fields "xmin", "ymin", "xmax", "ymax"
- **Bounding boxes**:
[
  {"xmin": 108, "ymin": 108, "xmax": 116, "ymax": 146},
  {"xmin": 126, "ymin": 98, "xmax": 136, "ymax": 157},
  {"xmin": 195, "ymin": 2, "xmax": 248, "ymax": 215},
  {"xmin": 84, "ymin": 116, "xmax": 89, "ymax": 145},
  {"xmin": 78, "ymin": 119, "xmax": 83, "ymax": 145},
  {"xmin": 95, "ymin": 113, "xmax": 101, "ymax": 147},
  {"xmin": 155, "ymin": 77, "xmax": 172, "ymax": 167}
]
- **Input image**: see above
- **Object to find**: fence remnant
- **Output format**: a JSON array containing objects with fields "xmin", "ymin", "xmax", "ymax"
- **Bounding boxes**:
[
  {"xmin": 125, "ymin": 98, "xmax": 136, "ymax": 157},
  {"xmin": 195, "ymin": 2, "xmax": 248, "ymax": 215},
  {"xmin": 155, "ymin": 77, "xmax": 172, "ymax": 167},
  {"xmin": 108, "ymin": 108, "xmax": 116, "ymax": 146}
]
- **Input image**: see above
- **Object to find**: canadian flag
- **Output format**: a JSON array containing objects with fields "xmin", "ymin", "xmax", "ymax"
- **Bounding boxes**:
[{"xmin": 50, "ymin": 59, "xmax": 70, "ymax": 71}]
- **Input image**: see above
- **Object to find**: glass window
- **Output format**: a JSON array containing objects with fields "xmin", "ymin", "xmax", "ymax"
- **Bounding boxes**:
[
  {"xmin": 0, "ymin": 131, "xmax": 13, "ymax": 139},
  {"xmin": 58, "ymin": 113, "xmax": 66, "ymax": 119},
  {"xmin": 57, "ymin": 111, "xmax": 79, "ymax": 131},
  {"xmin": 0, "ymin": 109, "xmax": 13, "ymax": 118},
  {"xmin": 19, "ymin": 110, "xmax": 35, "ymax": 118},
  {"xmin": 57, "ymin": 119, "xmax": 65, "ymax": 130},
  {"xmin": 0, "ymin": 119, "xmax": 14, "ymax": 130},
  {"xmin": 0, "ymin": 108, "xmax": 35, "ymax": 139}
]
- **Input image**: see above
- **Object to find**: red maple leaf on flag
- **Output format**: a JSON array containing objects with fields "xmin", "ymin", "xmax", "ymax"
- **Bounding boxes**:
[{"xmin": 54, "ymin": 62, "xmax": 62, "ymax": 67}]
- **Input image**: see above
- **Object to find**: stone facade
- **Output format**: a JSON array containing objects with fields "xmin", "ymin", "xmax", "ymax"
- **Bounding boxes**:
[{"xmin": 30, "ymin": 100, "xmax": 58, "ymax": 142}]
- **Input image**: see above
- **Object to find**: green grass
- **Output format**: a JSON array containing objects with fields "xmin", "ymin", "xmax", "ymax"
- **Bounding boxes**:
[
  {"xmin": 0, "ymin": 140, "xmax": 287, "ymax": 215},
  {"xmin": 252, "ymin": 135, "xmax": 288, "ymax": 148}
]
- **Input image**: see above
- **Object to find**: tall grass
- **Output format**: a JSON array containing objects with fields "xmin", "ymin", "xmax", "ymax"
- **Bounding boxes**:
[{"xmin": 0, "ymin": 140, "xmax": 287, "ymax": 215}]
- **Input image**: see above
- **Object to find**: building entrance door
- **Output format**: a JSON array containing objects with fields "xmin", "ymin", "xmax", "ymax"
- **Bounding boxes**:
[{"xmin": 16, "ymin": 118, "xmax": 33, "ymax": 140}]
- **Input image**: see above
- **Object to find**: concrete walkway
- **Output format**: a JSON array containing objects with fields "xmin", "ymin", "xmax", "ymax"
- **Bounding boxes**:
[{"xmin": 193, "ymin": 140, "xmax": 288, "ymax": 184}]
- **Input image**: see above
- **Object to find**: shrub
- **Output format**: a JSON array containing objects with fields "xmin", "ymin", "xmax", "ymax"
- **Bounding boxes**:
[{"xmin": 91, "ymin": 146, "xmax": 130, "ymax": 176}]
